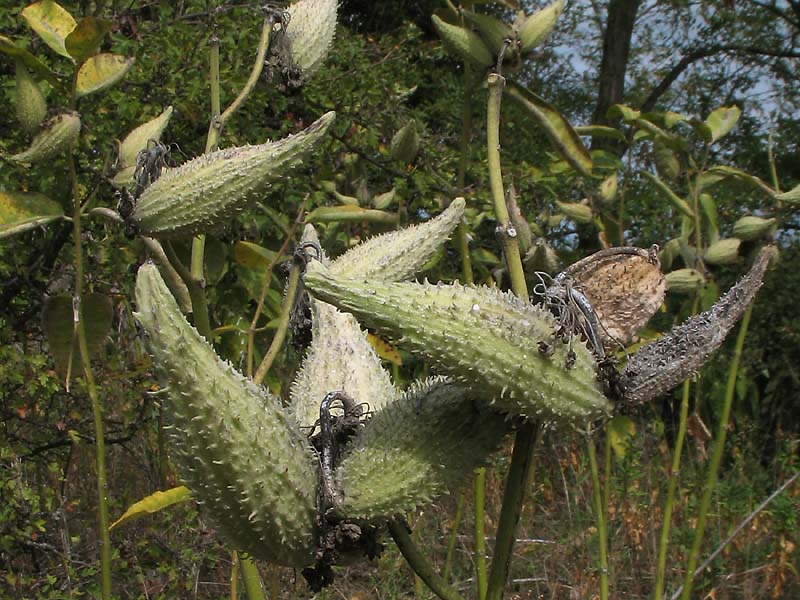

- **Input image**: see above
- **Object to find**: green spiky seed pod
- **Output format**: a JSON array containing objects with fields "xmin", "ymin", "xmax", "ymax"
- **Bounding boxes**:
[
  {"xmin": 665, "ymin": 268, "xmax": 706, "ymax": 293},
  {"xmin": 555, "ymin": 200, "xmax": 593, "ymax": 224},
  {"xmin": 733, "ymin": 216, "xmax": 775, "ymax": 241},
  {"xmin": 134, "ymin": 263, "xmax": 319, "ymax": 566},
  {"xmin": 15, "ymin": 59, "xmax": 46, "ymax": 134},
  {"xmin": 336, "ymin": 377, "xmax": 509, "ymax": 521},
  {"xmin": 390, "ymin": 119, "xmax": 420, "ymax": 163},
  {"xmin": 304, "ymin": 265, "xmax": 611, "ymax": 424},
  {"xmin": 704, "ymin": 238, "xmax": 741, "ymax": 265},
  {"xmin": 518, "ymin": 0, "xmax": 564, "ymax": 54},
  {"xmin": 432, "ymin": 15, "xmax": 494, "ymax": 68},
  {"xmin": 7, "ymin": 111, "xmax": 80, "ymax": 166},
  {"xmin": 279, "ymin": 0, "xmax": 338, "ymax": 81},
  {"xmin": 461, "ymin": 10, "xmax": 514, "ymax": 56},
  {"xmin": 130, "ymin": 112, "xmax": 334, "ymax": 238},
  {"xmin": 329, "ymin": 198, "xmax": 465, "ymax": 281}
]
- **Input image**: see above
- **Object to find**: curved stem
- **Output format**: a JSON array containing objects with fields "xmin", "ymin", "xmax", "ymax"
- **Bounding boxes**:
[
  {"xmin": 388, "ymin": 520, "xmax": 465, "ymax": 600},
  {"xmin": 253, "ymin": 260, "xmax": 302, "ymax": 386},
  {"xmin": 679, "ymin": 303, "xmax": 754, "ymax": 600},
  {"xmin": 588, "ymin": 435, "xmax": 609, "ymax": 600}
]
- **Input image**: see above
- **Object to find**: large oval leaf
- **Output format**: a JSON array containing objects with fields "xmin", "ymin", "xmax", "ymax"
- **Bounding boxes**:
[
  {"xmin": 506, "ymin": 80, "xmax": 592, "ymax": 176},
  {"xmin": 76, "ymin": 54, "xmax": 134, "ymax": 97},
  {"xmin": 110, "ymin": 486, "xmax": 192, "ymax": 531},
  {"xmin": 42, "ymin": 293, "xmax": 113, "ymax": 381},
  {"xmin": 0, "ymin": 191, "xmax": 63, "ymax": 238},
  {"xmin": 705, "ymin": 106, "xmax": 741, "ymax": 143},
  {"xmin": 65, "ymin": 16, "xmax": 112, "ymax": 63},
  {"xmin": 21, "ymin": 1, "xmax": 77, "ymax": 60}
]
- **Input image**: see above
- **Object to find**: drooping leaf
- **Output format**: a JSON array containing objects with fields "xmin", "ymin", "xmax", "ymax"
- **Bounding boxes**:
[
  {"xmin": 109, "ymin": 486, "xmax": 192, "ymax": 531},
  {"xmin": 506, "ymin": 80, "xmax": 592, "ymax": 176},
  {"xmin": 42, "ymin": 293, "xmax": 114, "ymax": 381},
  {"xmin": 0, "ymin": 34, "xmax": 61, "ymax": 86},
  {"xmin": 607, "ymin": 415, "xmax": 636, "ymax": 459},
  {"xmin": 21, "ymin": 1, "xmax": 77, "ymax": 60},
  {"xmin": 607, "ymin": 104, "xmax": 640, "ymax": 122},
  {"xmin": 0, "ymin": 191, "xmax": 63, "ymax": 238},
  {"xmin": 233, "ymin": 241, "xmax": 278, "ymax": 270},
  {"xmin": 75, "ymin": 54, "xmax": 134, "ymax": 97},
  {"xmin": 65, "ymin": 16, "xmax": 112, "ymax": 63},
  {"xmin": 704, "ymin": 106, "xmax": 741, "ymax": 143}
]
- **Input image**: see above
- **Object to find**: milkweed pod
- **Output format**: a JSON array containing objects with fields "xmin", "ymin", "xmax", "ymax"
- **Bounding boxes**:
[
  {"xmin": 7, "ymin": 111, "xmax": 80, "ymax": 166},
  {"xmin": 517, "ymin": 0, "xmax": 564, "ymax": 54},
  {"xmin": 390, "ymin": 119, "xmax": 420, "ymax": 163},
  {"xmin": 278, "ymin": 0, "xmax": 338, "ymax": 81},
  {"xmin": 461, "ymin": 10, "xmax": 514, "ymax": 56},
  {"xmin": 432, "ymin": 14, "xmax": 494, "ymax": 68},
  {"xmin": 733, "ymin": 216, "xmax": 775, "ymax": 241},
  {"xmin": 304, "ymin": 264, "xmax": 611, "ymax": 425},
  {"xmin": 15, "ymin": 59, "xmax": 47, "ymax": 134},
  {"xmin": 555, "ymin": 200, "xmax": 593, "ymax": 224},
  {"xmin": 336, "ymin": 377, "xmax": 509, "ymax": 521},
  {"xmin": 665, "ymin": 268, "xmax": 706, "ymax": 293},
  {"xmin": 134, "ymin": 263, "xmax": 319, "ymax": 566},
  {"xmin": 129, "ymin": 111, "xmax": 335, "ymax": 238},
  {"xmin": 704, "ymin": 238, "xmax": 741, "ymax": 266}
]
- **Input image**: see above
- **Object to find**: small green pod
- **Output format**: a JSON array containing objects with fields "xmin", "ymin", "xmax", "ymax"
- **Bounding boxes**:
[
  {"xmin": 304, "ymin": 264, "xmax": 611, "ymax": 424},
  {"xmin": 15, "ymin": 59, "xmax": 47, "ymax": 134},
  {"xmin": 134, "ymin": 263, "xmax": 319, "ymax": 567},
  {"xmin": 432, "ymin": 14, "xmax": 494, "ymax": 67},
  {"xmin": 517, "ymin": 0, "xmax": 564, "ymax": 54},
  {"xmin": 704, "ymin": 238, "xmax": 741, "ymax": 266},
  {"xmin": 555, "ymin": 200, "xmax": 594, "ymax": 224},
  {"xmin": 390, "ymin": 119, "xmax": 420, "ymax": 163},
  {"xmin": 336, "ymin": 377, "xmax": 509, "ymax": 521},
  {"xmin": 665, "ymin": 268, "xmax": 706, "ymax": 293},
  {"xmin": 8, "ymin": 111, "xmax": 80, "ymax": 166},
  {"xmin": 733, "ymin": 216, "xmax": 775, "ymax": 241},
  {"xmin": 130, "ymin": 112, "xmax": 335, "ymax": 238}
]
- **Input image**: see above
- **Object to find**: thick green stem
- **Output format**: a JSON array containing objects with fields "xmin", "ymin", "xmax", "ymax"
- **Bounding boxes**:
[
  {"xmin": 474, "ymin": 467, "xmax": 488, "ymax": 600},
  {"xmin": 240, "ymin": 556, "xmax": 266, "ymax": 600},
  {"xmin": 69, "ymin": 153, "xmax": 111, "ymax": 599},
  {"xmin": 602, "ymin": 424, "xmax": 612, "ymax": 517},
  {"xmin": 588, "ymin": 436, "xmax": 609, "ymax": 600},
  {"xmin": 164, "ymin": 242, "xmax": 212, "ymax": 341},
  {"xmin": 253, "ymin": 261, "xmax": 302, "ymax": 386},
  {"xmin": 388, "ymin": 520, "xmax": 465, "ymax": 600},
  {"xmin": 485, "ymin": 423, "xmax": 538, "ymax": 600},
  {"xmin": 679, "ymin": 303, "xmax": 754, "ymax": 600},
  {"xmin": 653, "ymin": 379, "xmax": 691, "ymax": 600},
  {"xmin": 230, "ymin": 551, "xmax": 239, "ymax": 600},
  {"xmin": 442, "ymin": 492, "xmax": 466, "ymax": 581}
]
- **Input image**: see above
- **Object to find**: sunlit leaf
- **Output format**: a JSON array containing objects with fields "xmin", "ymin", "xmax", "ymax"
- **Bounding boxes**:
[
  {"xmin": 0, "ymin": 191, "xmax": 63, "ymax": 239},
  {"xmin": 117, "ymin": 106, "xmax": 174, "ymax": 169},
  {"xmin": 367, "ymin": 333, "xmax": 403, "ymax": 366},
  {"xmin": 0, "ymin": 34, "xmax": 60, "ymax": 86},
  {"xmin": 607, "ymin": 415, "xmax": 636, "ymax": 459},
  {"xmin": 506, "ymin": 81, "xmax": 592, "ymax": 176},
  {"xmin": 42, "ymin": 293, "xmax": 113, "ymax": 381},
  {"xmin": 607, "ymin": 104, "xmax": 640, "ymax": 122},
  {"xmin": 705, "ymin": 106, "xmax": 740, "ymax": 143},
  {"xmin": 233, "ymin": 241, "xmax": 278, "ymax": 270},
  {"xmin": 75, "ymin": 54, "xmax": 134, "ymax": 97},
  {"xmin": 110, "ymin": 487, "xmax": 192, "ymax": 531},
  {"xmin": 21, "ymin": 1, "xmax": 77, "ymax": 60},
  {"xmin": 65, "ymin": 16, "xmax": 112, "ymax": 63}
]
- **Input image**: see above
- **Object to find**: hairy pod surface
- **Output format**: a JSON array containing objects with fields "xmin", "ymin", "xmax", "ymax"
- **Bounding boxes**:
[
  {"xmin": 279, "ymin": 0, "xmax": 338, "ymax": 80},
  {"xmin": 15, "ymin": 59, "xmax": 47, "ymax": 134},
  {"xmin": 304, "ymin": 265, "xmax": 611, "ymax": 424},
  {"xmin": 518, "ymin": 0, "xmax": 565, "ymax": 53},
  {"xmin": 130, "ymin": 111, "xmax": 335, "ymax": 238},
  {"xmin": 336, "ymin": 377, "xmax": 509, "ymax": 521},
  {"xmin": 432, "ymin": 15, "xmax": 494, "ymax": 68},
  {"xmin": 134, "ymin": 263, "xmax": 319, "ymax": 566},
  {"xmin": 329, "ymin": 198, "xmax": 465, "ymax": 281},
  {"xmin": 8, "ymin": 111, "xmax": 80, "ymax": 165}
]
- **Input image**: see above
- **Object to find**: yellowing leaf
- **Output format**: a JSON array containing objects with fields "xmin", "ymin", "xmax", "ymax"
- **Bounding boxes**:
[
  {"xmin": 705, "ymin": 106, "xmax": 741, "ymax": 143},
  {"xmin": 117, "ymin": 106, "xmax": 174, "ymax": 169},
  {"xmin": 233, "ymin": 241, "xmax": 278, "ymax": 269},
  {"xmin": 367, "ymin": 333, "xmax": 403, "ymax": 366},
  {"xmin": 65, "ymin": 16, "xmax": 112, "ymax": 63},
  {"xmin": 75, "ymin": 54, "xmax": 134, "ymax": 97},
  {"xmin": 110, "ymin": 486, "xmax": 192, "ymax": 531},
  {"xmin": 0, "ymin": 191, "xmax": 63, "ymax": 238},
  {"xmin": 21, "ymin": 1, "xmax": 77, "ymax": 60},
  {"xmin": 607, "ymin": 415, "xmax": 636, "ymax": 459}
]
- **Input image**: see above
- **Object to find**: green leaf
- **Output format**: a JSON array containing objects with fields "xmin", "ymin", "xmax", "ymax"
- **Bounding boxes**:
[
  {"xmin": 233, "ymin": 241, "xmax": 278, "ymax": 270},
  {"xmin": 574, "ymin": 125, "xmax": 625, "ymax": 142},
  {"xmin": 641, "ymin": 171, "xmax": 694, "ymax": 218},
  {"xmin": 705, "ymin": 106, "xmax": 740, "ymax": 143},
  {"xmin": 21, "ymin": 1, "xmax": 77, "ymax": 60},
  {"xmin": 699, "ymin": 193, "xmax": 719, "ymax": 245},
  {"xmin": 697, "ymin": 166, "xmax": 775, "ymax": 197},
  {"xmin": 75, "ymin": 54, "xmax": 134, "ymax": 97},
  {"xmin": 65, "ymin": 16, "xmax": 112, "ymax": 63},
  {"xmin": 306, "ymin": 205, "xmax": 399, "ymax": 224},
  {"xmin": 109, "ymin": 487, "xmax": 192, "ymax": 531},
  {"xmin": 42, "ymin": 293, "xmax": 113, "ymax": 381},
  {"xmin": 0, "ymin": 34, "xmax": 61, "ymax": 86},
  {"xmin": 607, "ymin": 415, "xmax": 636, "ymax": 459},
  {"xmin": 775, "ymin": 183, "xmax": 800, "ymax": 205},
  {"xmin": 0, "ymin": 191, "xmax": 63, "ymax": 239},
  {"xmin": 506, "ymin": 81, "xmax": 592, "ymax": 176},
  {"xmin": 607, "ymin": 104, "xmax": 640, "ymax": 122}
]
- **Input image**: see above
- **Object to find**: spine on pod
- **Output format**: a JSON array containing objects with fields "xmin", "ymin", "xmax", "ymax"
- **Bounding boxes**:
[
  {"xmin": 336, "ymin": 377, "xmax": 510, "ymax": 521},
  {"xmin": 130, "ymin": 111, "xmax": 335, "ymax": 238},
  {"xmin": 134, "ymin": 263, "xmax": 319, "ymax": 567},
  {"xmin": 304, "ymin": 264, "xmax": 611, "ymax": 424},
  {"xmin": 8, "ymin": 111, "xmax": 80, "ymax": 166}
]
